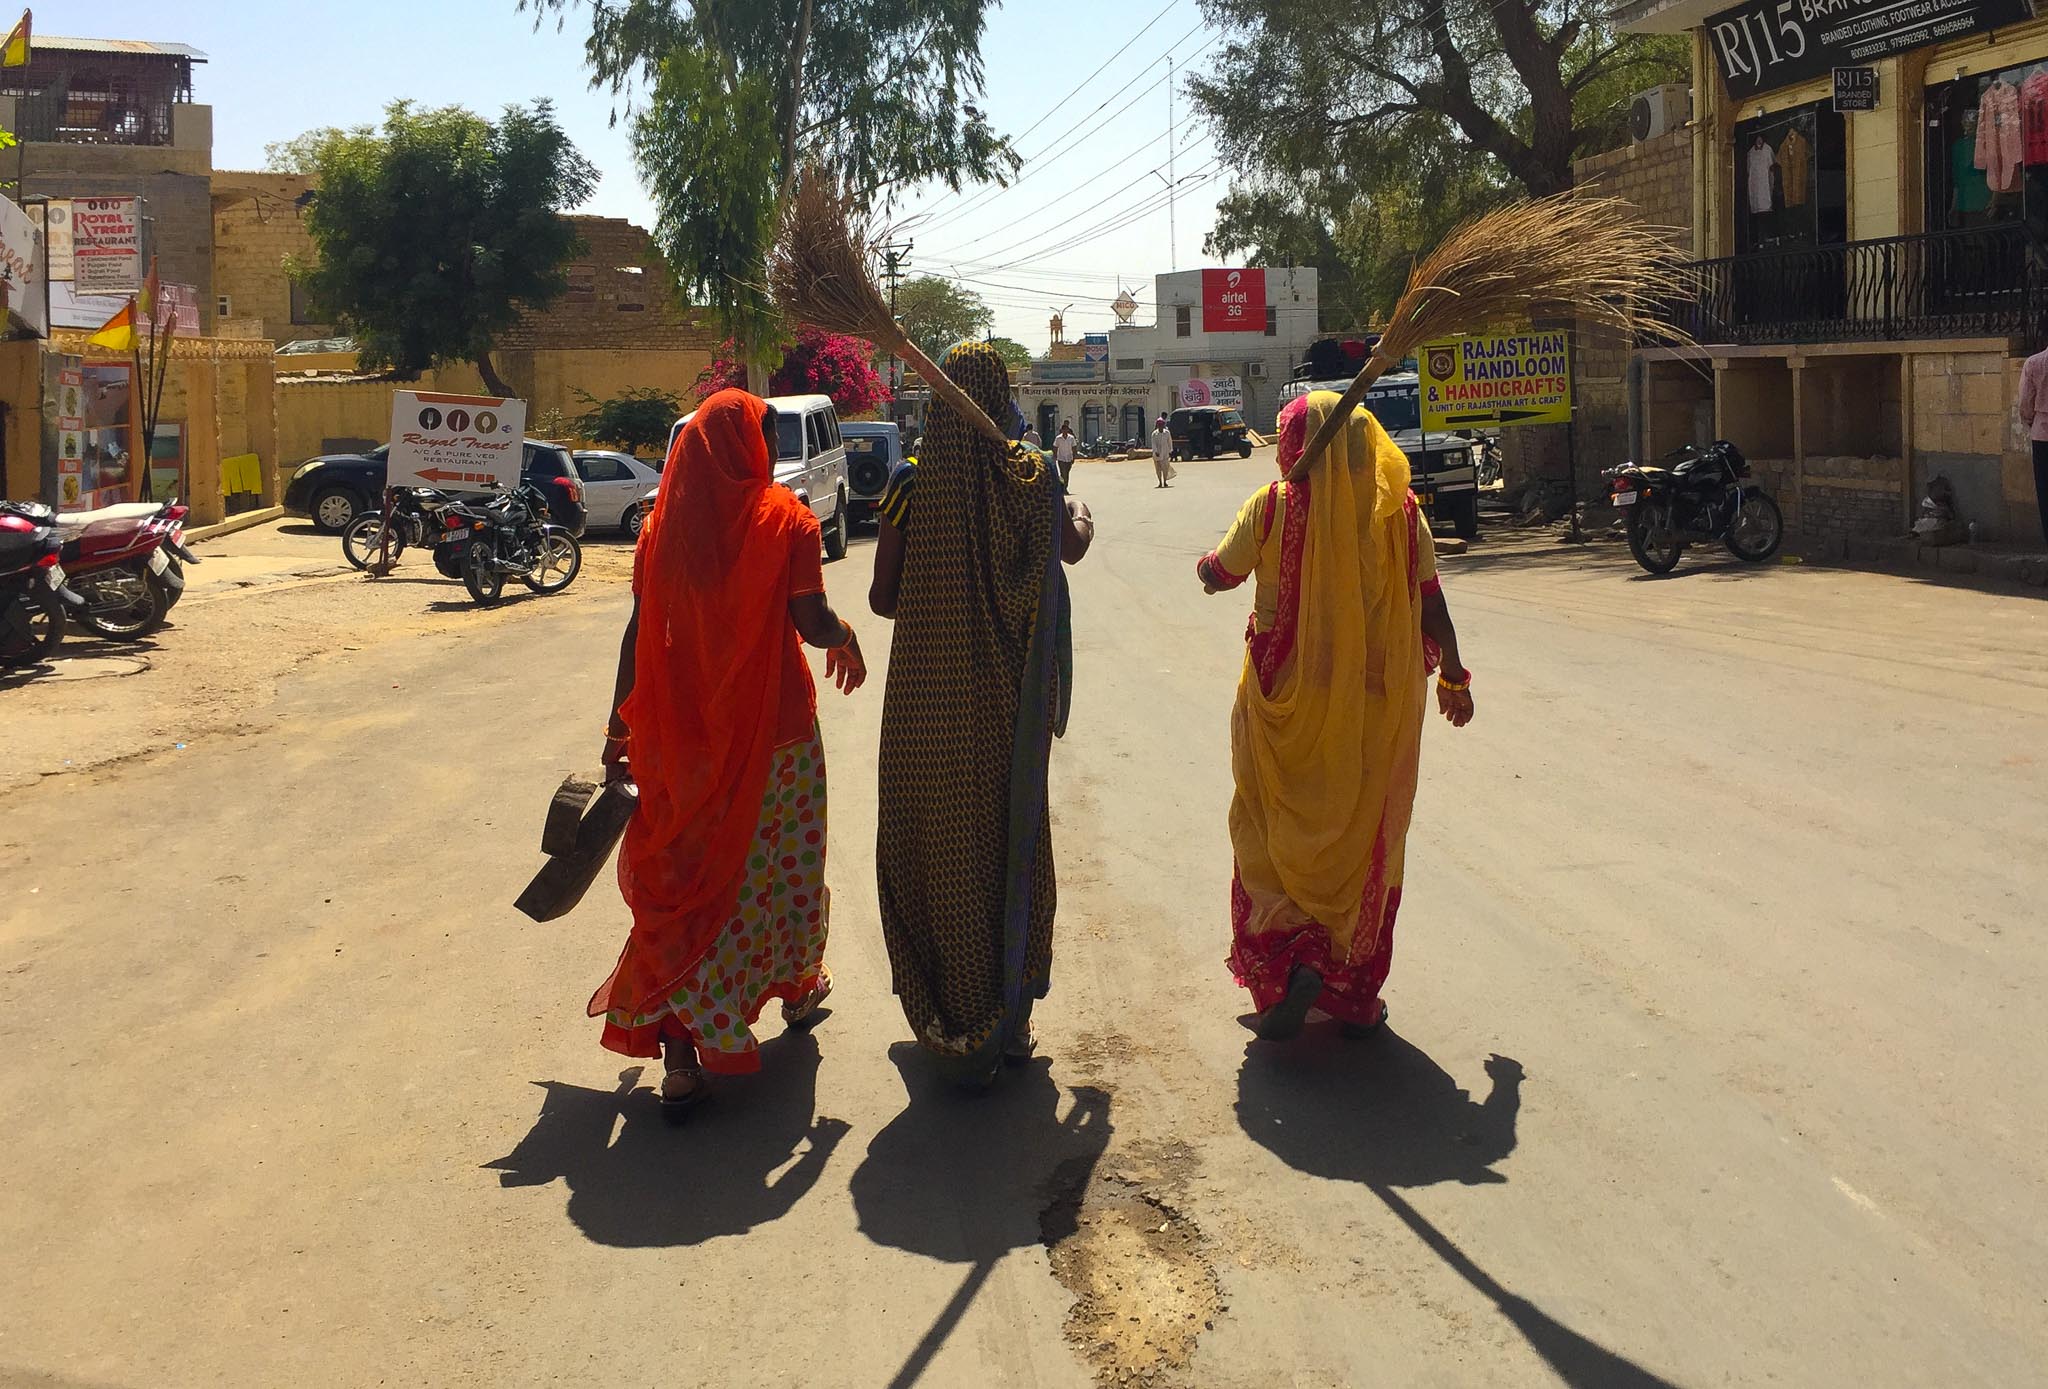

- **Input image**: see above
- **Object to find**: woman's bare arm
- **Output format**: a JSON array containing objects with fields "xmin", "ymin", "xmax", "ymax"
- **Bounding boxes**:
[
  {"xmin": 870, "ymin": 518, "xmax": 906, "ymax": 617},
  {"xmin": 790, "ymin": 592, "xmax": 867, "ymax": 693},
  {"xmin": 1062, "ymin": 497, "xmax": 1094, "ymax": 564},
  {"xmin": 602, "ymin": 596, "xmax": 640, "ymax": 779}
]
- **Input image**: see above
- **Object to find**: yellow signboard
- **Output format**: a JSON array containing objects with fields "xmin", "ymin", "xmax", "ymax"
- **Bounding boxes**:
[{"xmin": 1419, "ymin": 330, "xmax": 1572, "ymax": 430}]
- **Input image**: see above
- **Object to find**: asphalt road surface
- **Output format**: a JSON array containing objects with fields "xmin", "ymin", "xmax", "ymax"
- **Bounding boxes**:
[{"xmin": 4, "ymin": 457, "xmax": 2045, "ymax": 1388}]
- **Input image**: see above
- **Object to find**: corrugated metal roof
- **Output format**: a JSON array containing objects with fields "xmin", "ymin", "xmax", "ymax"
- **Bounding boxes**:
[{"xmin": 37, "ymin": 36, "xmax": 209, "ymax": 61}]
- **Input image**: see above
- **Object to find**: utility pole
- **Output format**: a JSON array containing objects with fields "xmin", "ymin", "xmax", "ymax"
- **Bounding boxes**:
[
  {"xmin": 1166, "ymin": 54, "xmax": 1176, "ymax": 272},
  {"xmin": 876, "ymin": 238, "xmax": 911, "ymax": 417}
]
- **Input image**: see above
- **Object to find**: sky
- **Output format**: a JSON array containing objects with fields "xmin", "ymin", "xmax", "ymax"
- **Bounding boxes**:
[{"xmin": 69, "ymin": 0, "xmax": 1226, "ymax": 350}]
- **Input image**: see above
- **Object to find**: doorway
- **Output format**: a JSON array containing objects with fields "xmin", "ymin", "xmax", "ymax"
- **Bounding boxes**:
[{"xmin": 1037, "ymin": 403, "xmax": 1058, "ymax": 442}]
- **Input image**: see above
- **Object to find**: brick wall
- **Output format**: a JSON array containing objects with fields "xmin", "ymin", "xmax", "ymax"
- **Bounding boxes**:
[
  {"xmin": 1503, "ymin": 132, "xmax": 1696, "ymax": 499},
  {"xmin": 212, "ymin": 171, "xmax": 332, "ymax": 344},
  {"xmin": 1912, "ymin": 350, "xmax": 2036, "ymax": 541},
  {"xmin": 26, "ymin": 154, "xmax": 214, "ymax": 336}
]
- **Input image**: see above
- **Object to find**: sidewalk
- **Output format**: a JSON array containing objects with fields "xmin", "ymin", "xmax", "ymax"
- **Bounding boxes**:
[
  {"xmin": 181, "ymin": 518, "xmax": 352, "ymax": 598},
  {"xmin": 1828, "ymin": 534, "xmax": 2048, "ymax": 588}
]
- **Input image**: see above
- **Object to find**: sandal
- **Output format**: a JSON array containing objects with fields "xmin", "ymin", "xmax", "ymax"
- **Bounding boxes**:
[
  {"xmin": 1256, "ymin": 964, "xmax": 1324, "ymax": 1041},
  {"xmin": 659, "ymin": 1064, "xmax": 707, "ymax": 1124},
  {"xmin": 1003, "ymin": 1019, "xmax": 1038, "ymax": 1066},
  {"xmin": 1341, "ymin": 1000, "xmax": 1391, "ymax": 1040},
  {"xmin": 782, "ymin": 967, "xmax": 833, "ymax": 1031}
]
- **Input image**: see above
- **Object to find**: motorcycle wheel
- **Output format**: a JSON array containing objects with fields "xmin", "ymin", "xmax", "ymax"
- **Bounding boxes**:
[
  {"xmin": 74, "ymin": 569, "xmax": 170, "ymax": 639},
  {"xmin": 342, "ymin": 513, "xmax": 404, "ymax": 572},
  {"xmin": 1626, "ymin": 505, "xmax": 1686, "ymax": 575},
  {"xmin": 462, "ymin": 539, "xmax": 505, "ymax": 605},
  {"xmin": 520, "ymin": 529, "xmax": 582, "ymax": 594},
  {"xmin": 1724, "ymin": 491, "xmax": 1784, "ymax": 562},
  {"xmin": 0, "ymin": 587, "xmax": 64, "ymax": 666},
  {"xmin": 162, "ymin": 556, "xmax": 185, "ymax": 609}
]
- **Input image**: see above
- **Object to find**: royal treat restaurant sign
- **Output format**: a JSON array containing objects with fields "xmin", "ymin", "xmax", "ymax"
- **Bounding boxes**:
[{"xmin": 386, "ymin": 391, "xmax": 527, "ymax": 491}]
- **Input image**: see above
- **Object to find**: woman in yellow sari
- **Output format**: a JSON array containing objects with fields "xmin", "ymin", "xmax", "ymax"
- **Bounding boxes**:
[{"xmin": 1196, "ymin": 390, "xmax": 1476, "ymax": 1040}]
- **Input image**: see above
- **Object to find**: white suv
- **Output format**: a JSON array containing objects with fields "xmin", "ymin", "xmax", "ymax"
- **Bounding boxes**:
[{"xmin": 662, "ymin": 394, "xmax": 852, "ymax": 560}]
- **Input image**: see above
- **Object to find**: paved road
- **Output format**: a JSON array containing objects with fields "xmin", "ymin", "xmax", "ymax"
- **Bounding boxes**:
[{"xmin": 4, "ymin": 457, "xmax": 2045, "ymax": 1388}]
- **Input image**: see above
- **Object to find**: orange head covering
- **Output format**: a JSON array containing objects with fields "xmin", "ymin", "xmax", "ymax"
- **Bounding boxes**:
[{"xmin": 591, "ymin": 388, "xmax": 819, "ymax": 1023}]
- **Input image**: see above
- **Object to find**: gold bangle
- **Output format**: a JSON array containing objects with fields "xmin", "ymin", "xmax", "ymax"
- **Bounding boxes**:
[
  {"xmin": 1437, "ymin": 674, "xmax": 1471, "ymax": 693},
  {"xmin": 603, "ymin": 725, "xmax": 628, "ymax": 741}
]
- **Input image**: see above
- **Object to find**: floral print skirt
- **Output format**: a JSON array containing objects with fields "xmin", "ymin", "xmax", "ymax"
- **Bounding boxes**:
[{"xmin": 599, "ymin": 728, "xmax": 829, "ymax": 1074}]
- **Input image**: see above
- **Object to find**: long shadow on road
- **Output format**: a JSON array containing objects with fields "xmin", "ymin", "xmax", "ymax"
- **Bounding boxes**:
[
  {"xmin": 483, "ymin": 1030, "xmax": 849, "ymax": 1248},
  {"xmin": 1237, "ymin": 1028, "xmax": 1681, "ymax": 1388},
  {"xmin": 849, "ymin": 1043, "xmax": 1112, "ymax": 1389}
]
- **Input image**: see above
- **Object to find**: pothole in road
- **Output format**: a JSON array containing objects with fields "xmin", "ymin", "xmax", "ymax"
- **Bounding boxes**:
[
  {"xmin": 1042, "ymin": 1158, "xmax": 1222, "ymax": 1387},
  {"xmin": 30, "ymin": 654, "xmax": 151, "ymax": 682}
]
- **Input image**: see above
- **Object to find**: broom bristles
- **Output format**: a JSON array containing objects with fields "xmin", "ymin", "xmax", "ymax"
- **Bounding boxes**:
[
  {"xmin": 769, "ymin": 170, "xmax": 1011, "ymax": 448},
  {"xmin": 1289, "ymin": 193, "xmax": 1694, "ymax": 482}
]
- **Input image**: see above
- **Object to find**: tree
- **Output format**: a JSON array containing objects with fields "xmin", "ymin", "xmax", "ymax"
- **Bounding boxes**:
[
  {"xmin": 573, "ymin": 386, "xmax": 685, "ymax": 454},
  {"xmin": 273, "ymin": 100, "xmax": 597, "ymax": 396},
  {"xmin": 697, "ymin": 327, "xmax": 891, "ymax": 416},
  {"xmin": 526, "ymin": 1, "xmax": 1018, "ymax": 377},
  {"xmin": 986, "ymin": 336, "xmax": 1032, "ymax": 371},
  {"xmin": 895, "ymin": 275, "xmax": 993, "ymax": 363},
  {"xmin": 1192, "ymin": 0, "xmax": 1685, "ymax": 316}
]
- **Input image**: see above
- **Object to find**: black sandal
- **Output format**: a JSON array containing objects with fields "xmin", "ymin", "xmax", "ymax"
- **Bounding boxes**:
[
  {"xmin": 1341, "ymin": 1000, "xmax": 1391, "ymax": 1040},
  {"xmin": 1256, "ymin": 964, "xmax": 1324, "ymax": 1041}
]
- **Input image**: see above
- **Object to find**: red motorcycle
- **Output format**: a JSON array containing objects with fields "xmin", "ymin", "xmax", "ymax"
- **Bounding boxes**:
[
  {"xmin": 1, "ymin": 503, "xmax": 86, "ymax": 667},
  {"xmin": 55, "ymin": 498, "xmax": 200, "ymax": 640}
]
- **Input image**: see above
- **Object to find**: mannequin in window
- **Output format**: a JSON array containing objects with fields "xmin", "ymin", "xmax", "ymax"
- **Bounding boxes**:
[{"xmin": 1746, "ymin": 132, "xmax": 1776, "ymax": 246}]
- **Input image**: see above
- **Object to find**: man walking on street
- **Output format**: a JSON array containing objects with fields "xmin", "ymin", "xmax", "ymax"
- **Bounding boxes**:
[
  {"xmin": 1023, "ymin": 422, "xmax": 1042, "ymax": 449},
  {"xmin": 1151, "ymin": 414, "xmax": 1176, "ymax": 489},
  {"xmin": 2019, "ymin": 341, "xmax": 2048, "ymax": 542},
  {"xmin": 1053, "ymin": 421, "xmax": 1078, "ymax": 484}
]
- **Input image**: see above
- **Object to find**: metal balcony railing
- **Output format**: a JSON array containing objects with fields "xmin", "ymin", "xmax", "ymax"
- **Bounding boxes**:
[{"xmin": 1650, "ymin": 224, "xmax": 2048, "ymax": 349}]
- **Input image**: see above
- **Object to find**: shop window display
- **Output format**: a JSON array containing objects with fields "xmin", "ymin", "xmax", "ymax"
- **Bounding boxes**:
[
  {"xmin": 1733, "ymin": 104, "xmax": 1847, "ymax": 254},
  {"xmin": 1926, "ymin": 61, "xmax": 2048, "ymax": 239}
]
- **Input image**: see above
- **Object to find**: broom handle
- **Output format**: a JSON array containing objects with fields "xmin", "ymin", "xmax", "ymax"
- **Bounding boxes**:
[
  {"xmin": 888, "ymin": 332, "xmax": 1015, "ymax": 449},
  {"xmin": 1284, "ymin": 351, "xmax": 1399, "ymax": 484}
]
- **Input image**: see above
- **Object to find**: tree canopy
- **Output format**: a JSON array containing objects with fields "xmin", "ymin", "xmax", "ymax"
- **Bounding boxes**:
[
  {"xmin": 527, "ymin": 0, "xmax": 1018, "ymax": 365},
  {"xmin": 1193, "ymin": 0, "xmax": 1684, "ymax": 320},
  {"xmin": 985, "ymin": 336, "xmax": 1031, "ymax": 370},
  {"xmin": 272, "ymin": 100, "xmax": 597, "ymax": 395},
  {"xmin": 895, "ymin": 274, "xmax": 994, "ymax": 364},
  {"xmin": 573, "ymin": 386, "xmax": 685, "ymax": 455}
]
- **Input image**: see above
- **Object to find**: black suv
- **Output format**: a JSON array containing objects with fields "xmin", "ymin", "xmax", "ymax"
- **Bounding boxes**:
[{"xmin": 284, "ymin": 440, "xmax": 587, "ymax": 535}]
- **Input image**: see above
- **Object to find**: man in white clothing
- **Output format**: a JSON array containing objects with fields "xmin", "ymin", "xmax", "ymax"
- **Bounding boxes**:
[
  {"xmin": 1150, "ymin": 414, "xmax": 1176, "ymax": 488},
  {"xmin": 1052, "ymin": 422, "xmax": 1078, "ymax": 483},
  {"xmin": 1022, "ymin": 423, "xmax": 1042, "ymax": 448}
]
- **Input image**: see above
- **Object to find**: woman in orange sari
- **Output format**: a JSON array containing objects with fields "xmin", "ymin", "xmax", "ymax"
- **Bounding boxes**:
[
  {"xmin": 1197, "ymin": 390, "xmax": 1476, "ymax": 1041},
  {"xmin": 593, "ymin": 389, "xmax": 867, "ymax": 1117}
]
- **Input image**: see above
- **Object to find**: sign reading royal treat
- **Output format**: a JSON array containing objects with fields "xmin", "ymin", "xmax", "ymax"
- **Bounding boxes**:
[
  {"xmin": 386, "ymin": 391, "xmax": 527, "ymax": 491},
  {"xmin": 72, "ymin": 196, "xmax": 142, "ymax": 295},
  {"xmin": 1708, "ymin": 0, "xmax": 2034, "ymax": 100},
  {"xmin": 1201, "ymin": 267, "xmax": 1266, "ymax": 332}
]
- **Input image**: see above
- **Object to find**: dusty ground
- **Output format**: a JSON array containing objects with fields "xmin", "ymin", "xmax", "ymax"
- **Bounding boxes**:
[{"xmin": 3, "ymin": 456, "xmax": 2045, "ymax": 1388}]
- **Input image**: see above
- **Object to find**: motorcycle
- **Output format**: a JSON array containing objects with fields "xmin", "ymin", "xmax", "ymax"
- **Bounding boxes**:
[
  {"xmin": 0, "ymin": 503, "xmax": 86, "ymax": 667},
  {"xmin": 52, "ymin": 498, "xmax": 200, "ymax": 639},
  {"xmin": 342, "ymin": 487, "xmax": 486, "ymax": 572},
  {"xmin": 1608, "ymin": 441, "xmax": 1783, "ymax": 576},
  {"xmin": 432, "ymin": 484, "xmax": 581, "ymax": 606},
  {"xmin": 1476, "ymin": 435, "xmax": 1503, "ymax": 487}
]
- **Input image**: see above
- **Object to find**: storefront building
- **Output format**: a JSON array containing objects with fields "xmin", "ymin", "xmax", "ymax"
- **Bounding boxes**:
[{"xmin": 1616, "ymin": 0, "xmax": 2048, "ymax": 540}]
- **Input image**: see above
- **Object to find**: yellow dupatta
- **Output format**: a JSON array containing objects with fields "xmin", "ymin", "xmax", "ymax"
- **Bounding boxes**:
[{"xmin": 1227, "ymin": 391, "xmax": 1427, "ymax": 960}]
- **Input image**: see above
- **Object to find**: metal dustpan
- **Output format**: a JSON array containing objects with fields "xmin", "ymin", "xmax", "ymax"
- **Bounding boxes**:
[{"xmin": 515, "ymin": 773, "xmax": 639, "ymax": 922}]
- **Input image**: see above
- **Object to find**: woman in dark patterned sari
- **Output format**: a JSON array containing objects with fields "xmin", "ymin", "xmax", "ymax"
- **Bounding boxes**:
[{"xmin": 868, "ymin": 341, "xmax": 1094, "ymax": 1088}]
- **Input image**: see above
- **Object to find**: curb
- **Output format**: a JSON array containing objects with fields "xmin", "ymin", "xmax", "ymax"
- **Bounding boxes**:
[
  {"xmin": 1824, "ymin": 534, "xmax": 2048, "ymax": 588},
  {"xmin": 187, "ymin": 507, "xmax": 285, "ymax": 544}
]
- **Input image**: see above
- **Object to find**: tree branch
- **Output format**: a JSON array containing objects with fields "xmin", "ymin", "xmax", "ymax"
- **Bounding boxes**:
[{"xmin": 776, "ymin": 0, "xmax": 816, "ymax": 203}]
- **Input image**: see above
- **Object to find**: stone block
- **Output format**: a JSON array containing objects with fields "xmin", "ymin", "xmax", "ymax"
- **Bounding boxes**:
[
  {"xmin": 1936, "ymin": 545, "xmax": 1979, "ymax": 573},
  {"xmin": 1960, "ymin": 372, "xmax": 2005, "ymax": 417},
  {"xmin": 2003, "ymin": 450, "xmax": 2036, "ymax": 500}
]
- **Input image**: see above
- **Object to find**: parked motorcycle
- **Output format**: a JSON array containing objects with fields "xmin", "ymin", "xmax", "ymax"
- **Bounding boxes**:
[
  {"xmin": 1476, "ymin": 435, "xmax": 1503, "ymax": 487},
  {"xmin": 433, "ymin": 484, "xmax": 582, "ymax": 606},
  {"xmin": 342, "ymin": 487, "xmax": 485, "ymax": 572},
  {"xmin": 53, "ymin": 498, "xmax": 199, "ymax": 638},
  {"xmin": 0, "ymin": 503, "xmax": 86, "ymax": 667},
  {"xmin": 1608, "ymin": 441, "xmax": 1783, "ymax": 575}
]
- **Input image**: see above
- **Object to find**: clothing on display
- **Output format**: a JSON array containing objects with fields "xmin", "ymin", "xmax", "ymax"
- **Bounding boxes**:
[
  {"xmin": 1746, "ymin": 138, "xmax": 1776, "ymax": 215},
  {"xmin": 1954, "ymin": 124, "xmax": 1993, "ymax": 215},
  {"xmin": 1779, "ymin": 125, "xmax": 1811, "ymax": 207},
  {"xmin": 2022, "ymin": 68, "xmax": 2048, "ymax": 165},
  {"xmin": 1976, "ymin": 77, "xmax": 2024, "ymax": 193}
]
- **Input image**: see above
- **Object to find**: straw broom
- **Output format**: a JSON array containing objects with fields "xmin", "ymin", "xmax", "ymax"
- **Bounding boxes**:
[
  {"xmin": 1287, "ymin": 194, "xmax": 1694, "ymax": 483},
  {"xmin": 767, "ymin": 171, "xmax": 1013, "ymax": 448}
]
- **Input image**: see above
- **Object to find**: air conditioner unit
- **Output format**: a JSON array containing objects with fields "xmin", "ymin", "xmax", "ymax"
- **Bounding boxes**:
[
  {"xmin": 1630, "ymin": 84, "xmax": 1691, "ymax": 142},
  {"xmin": 1248, "ymin": 361, "xmax": 1267, "ymax": 379}
]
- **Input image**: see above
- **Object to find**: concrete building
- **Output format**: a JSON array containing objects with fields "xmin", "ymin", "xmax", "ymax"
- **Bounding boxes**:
[
  {"xmin": 1015, "ymin": 266, "xmax": 1321, "ymax": 441},
  {"xmin": 1596, "ymin": 0, "xmax": 2048, "ymax": 542}
]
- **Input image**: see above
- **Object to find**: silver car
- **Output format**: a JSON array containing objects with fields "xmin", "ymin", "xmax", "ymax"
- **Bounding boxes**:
[{"xmin": 572, "ymin": 450, "xmax": 664, "ymax": 538}]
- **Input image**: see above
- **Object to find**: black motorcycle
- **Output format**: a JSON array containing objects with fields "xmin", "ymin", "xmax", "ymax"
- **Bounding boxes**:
[
  {"xmin": 342, "ymin": 487, "xmax": 485, "ymax": 572},
  {"xmin": 1608, "ymin": 441, "xmax": 1783, "ymax": 575},
  {"xmin": 433, "ymin": 484, "xmax": 582, "ymax": 605}
]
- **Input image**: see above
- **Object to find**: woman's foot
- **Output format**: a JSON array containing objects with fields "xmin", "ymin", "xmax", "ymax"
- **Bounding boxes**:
[
  {"xmin": 1340, "ymin": 1000, "xmax": 1390, "ymax": 1040},
  {"xmin": 782, "ymin": 966, "xmax": 833, "ymax": 1031},
  {"xmin": 1003, "ymin": 1019, "xmax": 1038, "ymax": 1066},
  {"xmin": 1256, "ymin": 964, "xmax": 1324, "ymax": 1040},
  {"xmin": 659, "ymin": 1040, "xmax": 707, "ymax": 1123}
]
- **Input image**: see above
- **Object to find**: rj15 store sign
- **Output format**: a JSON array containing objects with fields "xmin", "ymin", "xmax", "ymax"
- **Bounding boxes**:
[
  {"xmin": 1708, "ymin": 0, "xmax": 2035, "ymax": 99},
  {"xmin": 386, "ymin": 391, "xmax": 526, "ymax": 491}
]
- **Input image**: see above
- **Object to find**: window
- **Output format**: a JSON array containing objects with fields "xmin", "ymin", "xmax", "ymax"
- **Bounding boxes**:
[
  {"xmin": 216, "ymin": 294, "xmax": 233, "ymax": 319},
  {"xmin": 776, "ymin": 413, "xmax": 805, "ymax": 461},
  {"xmin": 1175, "ymin": 305, "xmax": 1191, "ymax": 338},
  {"xmin": 288, "ymin": 280, "xmax": 318, "ymax": 325},
  {"xmin": 575, "ymin": 455, "xmax": 632, "ymax": 484},
  {"xmin": 805, "ymin": 412, "xmax": 826, "ymax": 459},
  {"xmin": 1116, "ymin": 357, "xmax": 1146, "ymax": 370},
  {"xmin": 1732, "ymin": 103, "xmax": 1845, "ymax": 255},
  {"xmin": 1264, "ymin": 306, "xmax": 1277, "ymax": 336},
  {"xmin": 1926, "ymin": 65, "xmax": 2048, "ymax": 240}
]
